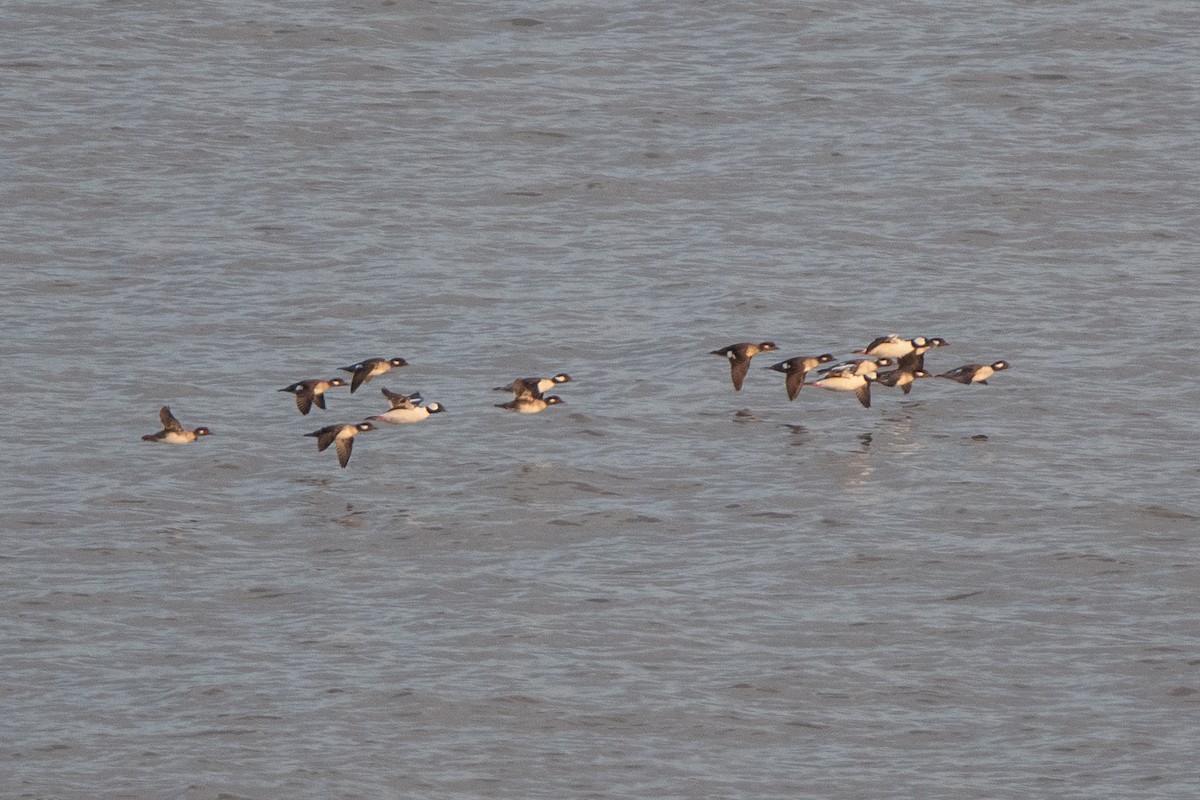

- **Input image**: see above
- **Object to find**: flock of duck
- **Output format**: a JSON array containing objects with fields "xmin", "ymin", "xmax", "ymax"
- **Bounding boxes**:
[
  {"xmin": 140, "ymin": 334, "xmax": 1009, "ymax": 468},
  {"xmin": 712, "ymin": 333, "xmax": 1009, "ymax": 406},
  {"xmin": 140, "ymin": 355, "xmax": 577, "ymax": 468}
]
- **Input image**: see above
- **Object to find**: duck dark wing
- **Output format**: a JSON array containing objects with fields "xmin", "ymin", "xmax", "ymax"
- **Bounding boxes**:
[
  {"xmin": 938, "ymin": 366, "xmax": 975, "ymax": 384},
  {"xmin": 308, "ymin": 427, "xmax": 339, "ymax": 452},
  {"xmin": 292, "ymin": 389, "xmax": 315, "ymax": 415},
  {"xmin": 510, "ymin": 378, "xmax": 542, "ymax": 399},
  {"xmin": 311, "ymin": 392, "xmax": 327, "ymax": 411},
  {"xmin": 343, "ymin": 359, "xmax": 381, "ymax": 392},
  {"xmin": 381, "ymin": 387, "xmax": 418, "ymax": 409},
  {"xmin": 335, "ymin": 436, "xmax": 354, "ymax": 468},
  {"xmin": 854, "ymin": 383, "xmax": 871, "ymax": 408},
  {"xmin": 349, "ymin": 366, "xmax": 370, "ymax": 393},
  {"xmin": 863, "ymin": 335, "xmax": 892, "ymax": 352},
  {"xmin": 159, "ymin": 406, "xmax": 183, "ymax": 432},
  {"xmin": 874, "ymin": 369, "xmax": 901, "ymax": 388},
  {"xmin": 785, "ymin": 369, "xmax": 806, "ymax": 401},
  {"xmin": 512, "ymin": 383, "xmax": 541, "ymax": 402},
  {"xmin": 728, "ymin": 356, "xmax": 750, "ymax": 391}
]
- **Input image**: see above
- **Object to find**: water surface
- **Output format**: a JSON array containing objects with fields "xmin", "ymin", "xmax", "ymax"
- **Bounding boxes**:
[{"xmin": 2, "ymin": 1, "xmax": 1198, "ymax": 797}]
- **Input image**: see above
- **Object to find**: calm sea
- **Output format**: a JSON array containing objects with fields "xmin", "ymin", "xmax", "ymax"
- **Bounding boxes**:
[{"xmin": 3, "ymin": 1, "xmax": 1198, "ymax": 797}]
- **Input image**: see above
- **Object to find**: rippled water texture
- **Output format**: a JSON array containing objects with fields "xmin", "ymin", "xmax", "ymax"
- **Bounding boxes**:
[{"xmin": 2, "ymin": 1, "xmax": 1198, "ymax": 797}]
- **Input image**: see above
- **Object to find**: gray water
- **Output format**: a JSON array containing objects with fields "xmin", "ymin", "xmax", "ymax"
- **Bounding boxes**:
[{"xmin": 3, "ymin": 1, "xmax": 1199, "ymax": 798}]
